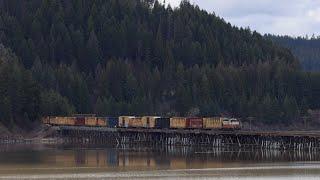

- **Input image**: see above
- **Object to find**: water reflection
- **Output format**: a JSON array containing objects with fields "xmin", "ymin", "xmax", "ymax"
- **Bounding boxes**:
[{"xmin": 0, "ymin": 144, "xmax": 320, "ymax": 172}]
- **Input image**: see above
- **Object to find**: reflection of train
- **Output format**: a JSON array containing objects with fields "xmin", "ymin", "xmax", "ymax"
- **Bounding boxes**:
[{"xmin": 42, "ymin": 115, "xmax": 241, "ymax": 130}]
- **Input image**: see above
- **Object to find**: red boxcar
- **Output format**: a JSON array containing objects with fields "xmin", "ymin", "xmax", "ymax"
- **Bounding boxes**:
[
  {"xmin": 186, "ymin": 117, "xmax": 203, "ymax": 129},
  {"xmin": 75, "ymin": 117, "xmax": 85, "ymax": 126}
]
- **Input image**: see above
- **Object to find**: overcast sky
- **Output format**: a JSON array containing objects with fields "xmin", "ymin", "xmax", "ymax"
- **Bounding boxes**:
[{"xmin": 165, "ymin": 0, "xmax": 320, "ymax": 37}]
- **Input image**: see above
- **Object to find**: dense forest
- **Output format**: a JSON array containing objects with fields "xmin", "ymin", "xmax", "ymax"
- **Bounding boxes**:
[
  {"xmin": 266, "ymin": 35, "xmax": 320, "ymax": 72},
  {"xmin": 0, "ymin": 0, "xmax": 319, "ymax": 129}
]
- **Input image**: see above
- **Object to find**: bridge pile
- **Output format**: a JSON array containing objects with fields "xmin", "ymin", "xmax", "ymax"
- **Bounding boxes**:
[{"xmin": 50, "ymin": 126, "xmax": 320, "ymax": 151}]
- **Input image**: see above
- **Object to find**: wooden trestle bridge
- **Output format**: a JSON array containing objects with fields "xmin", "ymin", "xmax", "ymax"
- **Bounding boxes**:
[{"xmin": 50, "ymin": 126, "xmax": 320, "ymax": 151}]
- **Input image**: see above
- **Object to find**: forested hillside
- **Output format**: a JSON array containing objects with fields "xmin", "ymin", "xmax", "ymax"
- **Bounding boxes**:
[
  {"xmin": 0, "ymin": 0, "xmax": 319, "ymax": 129},
  {"xmin": 266, "ymin": 35, "xmax": 320, "ymax": 72}
]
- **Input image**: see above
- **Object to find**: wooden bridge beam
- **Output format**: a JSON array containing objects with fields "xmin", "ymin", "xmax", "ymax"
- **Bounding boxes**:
[{"xmin": 52, "ymin": 126, "xmax": 320, "ymax": 151}]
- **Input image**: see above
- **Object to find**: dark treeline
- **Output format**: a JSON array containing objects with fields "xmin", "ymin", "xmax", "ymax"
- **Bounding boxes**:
[
  {"xmin": 266, "ymin": 34, "xmax": 320, "ymax": 72},
  {"xmin": 0, "ymin": 0, "xmax": 319, "ymax": 129}
]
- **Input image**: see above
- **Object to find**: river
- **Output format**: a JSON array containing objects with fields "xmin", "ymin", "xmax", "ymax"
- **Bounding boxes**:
[{"xmin": 0, "ymin": 144, "xmax": 320, "ymax": 179}]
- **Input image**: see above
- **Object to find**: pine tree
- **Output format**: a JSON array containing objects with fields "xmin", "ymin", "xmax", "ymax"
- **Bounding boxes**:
[
  {"xmin": 0, "ymin": 0, "xmax": 317, "ymax": 129},
  {"xmin": 86, "ymin": 30, "xmax": 101, "ymax": 71},
  {"xmin": 282, "ymin": 96, "xmax": 300, "ymax": 123}
]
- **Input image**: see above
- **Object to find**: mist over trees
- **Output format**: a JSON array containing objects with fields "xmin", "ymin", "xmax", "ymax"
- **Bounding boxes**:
[{"xmin": 0, "ymin": 0, "xmax": 319, "ymax": 129}]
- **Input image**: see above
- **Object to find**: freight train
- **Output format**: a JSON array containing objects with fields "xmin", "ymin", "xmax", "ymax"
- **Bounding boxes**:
[{"xmin": 42, "ymin": 115, "xmax": 241, "ymax": 130}]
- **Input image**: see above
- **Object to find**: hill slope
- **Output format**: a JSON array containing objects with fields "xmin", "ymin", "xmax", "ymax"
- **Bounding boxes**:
[
  {"xmin": 0, "ymin": 0, "xmax": 318, "ymax": 128},
  {"xmin": 266, "ymin": 35, "xmax": 320, "ymax": 72}
]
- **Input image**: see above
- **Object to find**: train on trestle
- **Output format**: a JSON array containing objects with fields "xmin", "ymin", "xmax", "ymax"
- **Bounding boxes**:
[{"xmin": 42, "ymin": 114, "xmax": 241, "ymax": 130}]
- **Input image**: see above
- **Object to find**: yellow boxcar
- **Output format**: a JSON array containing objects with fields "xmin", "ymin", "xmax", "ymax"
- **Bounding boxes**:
[
  {"xmin": 129, "ymin": 117, "xmax": 144, "ymax": 128},
  {"xmin": 65, "ymin": 117, "xmax": 76, "ymax": 126},
  {"xmin": 85, "ymin": 117, "xmax": 97, "ymax": 126},
  {"xmin": 141, "ymin": 116, "xmax": 160, "ymax": 128},
  {"xmin": 96, "ymin": 117, "xmax": 107, "ymax": 127},
  {"xmin": 50, "ymin": 117, "xmax": 62, "ymax": 125},
  {"xmin": 60, "ymin": 117, "xmax": 68, "ymax": 125},
  {"xmin": 61, "ymin": 117, "xmax": 68, "ymax": 125},
  {"xmin": 51, "ymin": 117, "xmax": 64, "ymax": 125},
  {"xmin": 203, "ymin": 117, "xmax": 223, "ymax": 129},
  {"xmin": 118, "ymin": 116, "xmax": 135, "ymax": 128},
  {"xmin": 170, "ymin": 117, "xmax": 187, "ymax": 129}
]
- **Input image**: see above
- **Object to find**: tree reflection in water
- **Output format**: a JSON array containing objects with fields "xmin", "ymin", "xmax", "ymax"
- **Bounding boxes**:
[{"xmin": 0, "ymin": 144, "xmax": 319, "ymax": 171}]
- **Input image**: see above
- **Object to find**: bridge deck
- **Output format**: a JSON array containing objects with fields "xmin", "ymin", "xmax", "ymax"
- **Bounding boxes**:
[{"xmin": 52, "ymin": 126, "xmax": 320, "ymax": 138}]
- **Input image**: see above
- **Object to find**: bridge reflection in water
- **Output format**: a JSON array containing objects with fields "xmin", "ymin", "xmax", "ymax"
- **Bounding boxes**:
[
  {"xmin": 1, "ymin": 144, "xmax": 320, "ymax": 176},
  {"xmin": 36, "ymin": 146, "xmax": 320, "ymax": 170}
]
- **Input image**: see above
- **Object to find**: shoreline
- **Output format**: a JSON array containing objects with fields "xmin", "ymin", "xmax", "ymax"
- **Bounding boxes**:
[{"xmin": 0, "ymin": 137, "xmax": 61, "ymax": 145}]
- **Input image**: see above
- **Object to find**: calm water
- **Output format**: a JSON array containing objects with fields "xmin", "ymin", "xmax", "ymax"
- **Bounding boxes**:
[{"xmin": 0, "ymin": 144, "xmax": 320, "ymax": 179}]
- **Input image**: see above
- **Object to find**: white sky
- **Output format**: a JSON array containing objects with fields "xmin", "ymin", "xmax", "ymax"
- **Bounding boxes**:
[{"xmin": 165, "ymin": 0, "xmax": 320, "ymax": 37}]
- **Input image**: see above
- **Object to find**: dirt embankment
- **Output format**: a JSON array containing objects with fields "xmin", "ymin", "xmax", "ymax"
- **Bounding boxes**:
[
  {"xmin": 0, "ymin": 122, "xmax": 55, "ymax": 143},
  {"xmin": 0, "ymin": 123, "xmax": 11, "ymax": 138}
]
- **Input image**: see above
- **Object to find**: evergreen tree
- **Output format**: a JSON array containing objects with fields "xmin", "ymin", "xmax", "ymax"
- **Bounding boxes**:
[
  {"xmin": 0, "ymin": 0, "xmax": 318, "ymax": 129},
  {"xmin": 86, "ymin": 30, "xmax": 101, "ymax": 71},
  {"xmin": 40, "ymin": 90, "xmax": 75, "ymax": 116},
  {"xmin": 282, "ymin": 96, "xmax": 300, "ymax": 123}
]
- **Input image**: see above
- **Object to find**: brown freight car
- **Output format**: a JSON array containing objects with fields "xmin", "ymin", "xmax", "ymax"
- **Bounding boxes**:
[
  {"xmin": 170, "ymin": 117, "xmax": 187, "ymax": 129},
  {"xmin": 96, "ymin": 117, "xmax": 107, "ymax": 127},
  {"xmin": 75, "ymin": 116, "xmax": 85, "ymax": 126},
  {"xmin": 186, "ymin": 117, "xmax": 203, "ymax": 129}
]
